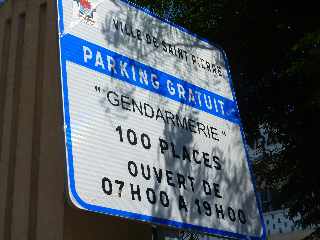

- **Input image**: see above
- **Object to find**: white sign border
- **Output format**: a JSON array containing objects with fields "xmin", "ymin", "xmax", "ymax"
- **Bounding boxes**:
[{"xmin": 56, "ymin": 0, "xmax": 267, "ymax": 239}]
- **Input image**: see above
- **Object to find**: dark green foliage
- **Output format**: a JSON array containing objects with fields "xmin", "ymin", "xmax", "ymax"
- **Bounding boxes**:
[
  {"xmin": 131, "ymin": 0, "xmax": 320, "ymax": 231},
  {"xmin": 254, "ymin": 30, "xmax": 320, "ymax": 228}
]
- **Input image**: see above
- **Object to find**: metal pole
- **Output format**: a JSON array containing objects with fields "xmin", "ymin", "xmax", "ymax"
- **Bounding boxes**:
[{"xmin": 152, "ymin": 225, "xmax": 158, "ymax": 240}]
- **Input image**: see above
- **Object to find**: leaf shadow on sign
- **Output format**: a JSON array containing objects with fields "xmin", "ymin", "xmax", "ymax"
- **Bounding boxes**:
[
  {"xmin": 101, "ymin": 0, "xmax": 228, "ymax": 96},
  {"xmin": 154, "ymin": 112, "xmax": 263, "ymax": 239},
  {"xmin": 100, "ymin": 2, "xmax": 262, "ymax": 239}
]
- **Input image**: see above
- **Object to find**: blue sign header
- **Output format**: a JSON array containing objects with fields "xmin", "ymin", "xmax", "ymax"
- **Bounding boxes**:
[{"xmin": 61, "ymin": 35, "xmax": 240, "ymax": 124}]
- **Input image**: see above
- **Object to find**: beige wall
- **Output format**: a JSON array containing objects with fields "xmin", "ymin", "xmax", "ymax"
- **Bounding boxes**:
[{"xmin": 0, "ymin": 0, "xmax": 152, "ymax": 239}]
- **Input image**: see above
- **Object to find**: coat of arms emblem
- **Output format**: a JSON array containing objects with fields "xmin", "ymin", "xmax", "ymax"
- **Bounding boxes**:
[{"xmin": 73, "ymin": 0, "xmax": 99, "ymax": 25}]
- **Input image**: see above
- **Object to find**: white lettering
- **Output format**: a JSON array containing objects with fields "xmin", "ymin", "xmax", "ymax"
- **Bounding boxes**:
[
  {"xmin": 204, "ymin": 94, "xmax": 213, "ymax": 110},
  {"xmin": 120, "ymin": 61, "xmax": 129, "ymax": 79},
  {"xmin": 195, "ymin": 91, "xmax": 202, "ymax": 106},
  {"xmin": 95, "ymin": 51, "xmax": 105, "ymax": 69},
  {"xmin": 188, "ymin": 88, "xmax": 196, "ymax": 104},
  {"xmin": 83, "ymin": 46, "xmax": 92, "ymax": 63},
  {"xmin": 139, "ymin": 69, "xmax": 148, "ymax": 85},
  {"xmin": 107, "ymin": 55, "xmax": 117, "ymax": 73},
  {"xmin": 213, "ymin": 98, "xmax": 218, "ymax": 112},
  {"xmin": 151, "ymin": 73, "xmax": 159, "ymax": 89},
  {"xmin": 177, "ymin": 83, "xmax": 186, "ymax": 100},
  {"xmin": 218, "ymin": 100, "xmax": 225, "ymax": 115},
  {"xmin": 167, "ymin": 80, "xmax": 175, "ymax": 95}
]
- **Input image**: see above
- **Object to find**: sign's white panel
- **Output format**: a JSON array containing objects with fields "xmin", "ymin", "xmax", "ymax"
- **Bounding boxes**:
[{"xmin": 56, "ymin": 0, "xmax": 266, "ymax": 239}]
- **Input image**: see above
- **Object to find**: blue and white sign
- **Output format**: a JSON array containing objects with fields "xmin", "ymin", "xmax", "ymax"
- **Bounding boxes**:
[{"xmin": 56, "ymin": 0, "xmax": 266, "ymax": 239}]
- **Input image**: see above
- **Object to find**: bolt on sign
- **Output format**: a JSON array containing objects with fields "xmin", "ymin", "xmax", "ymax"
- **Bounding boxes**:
[{"xmin": 56, "ymin": 0, "xmax": 266, "ymax": 239}]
